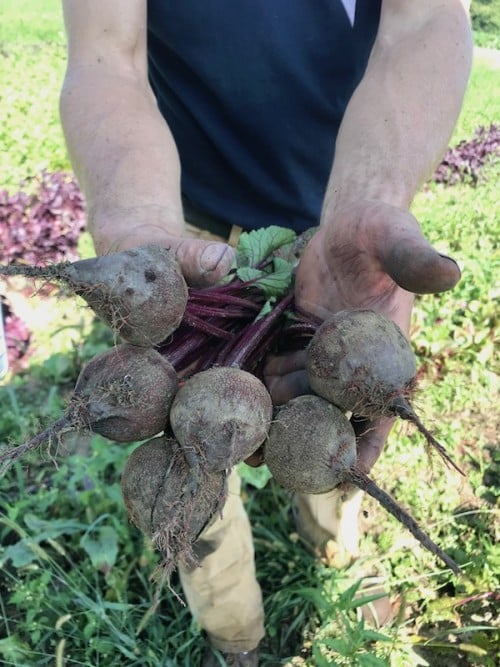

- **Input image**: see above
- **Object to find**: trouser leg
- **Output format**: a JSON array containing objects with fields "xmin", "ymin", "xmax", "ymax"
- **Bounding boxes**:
[
  {"xmin": 295, "ymin": 487, "xmax": 395, "ymax": 626},
  {"xmin": 178, "ymin": 470, "xmax": 265, "ymax": 653},
  {"xmin": 293, "ymin": 487, "xmax": 363, "ymax": 568}
]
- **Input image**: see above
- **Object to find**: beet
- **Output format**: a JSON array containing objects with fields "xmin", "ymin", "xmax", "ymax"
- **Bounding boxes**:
[
  {"xmin": 306, "ymin": 309, "xmax": 463, "ymax": 474},
  {"xmin": 0, "ymin": 344, "xmax": 178, "ymax": 473},
  {"xmin": 306, "ymin": 309, "xmax": 416, "ymax": 416},
  {"xmin": 0, "ymin": 244, "xmax": 188, "ymax": 346},
  {"xmin": 265, "ymin": 395, "xmax": 356, "ymax": 494},
  {"xmin": 169, "ymin": 366, "xmax": 273, "ymax": 472},
  {"xmin": 264, "ymin": 394, "xmax": 461, "ymax": 574},
  {"xmin": 121, "ymin": 435, "xmax": 226, "ymax": 578}
]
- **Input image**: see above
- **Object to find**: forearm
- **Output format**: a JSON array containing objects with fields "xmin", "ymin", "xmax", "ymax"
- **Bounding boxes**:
[
  {"xmin": 60, "ymin": 67, "xmax": 184, "ymax": 254},
  {"xmin": 323, "ymin": 0, "xmax": 472, "ymax": 217}
]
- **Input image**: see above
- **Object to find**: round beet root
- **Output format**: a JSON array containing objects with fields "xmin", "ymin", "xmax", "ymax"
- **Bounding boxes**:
[
  {"xmin": 0, "ymin": 344, "xmax": 178, "ymax": 473},
  {"xmin": 169, "ymin": 366, "xmax": 273, "ymax": 472},
  {"xmin": 72, "ymin": 343, "xmax": 178, "ymax": 441},
  {"xmin": 306, "ymin": 309, "xmax": 416, "ymax": 417},
  {"xmin": 305, "ymin": 309, "xmax": 463, "ymax": 474},
  {"xmin": 265, "ymin": 395, "xmax": 356, "ymax": 494},
  {"xmin": 121, "ymin": 435, "xmax": 226, "ymax": 573},
  {"xmin": 0, "ymin": 245, "xmax": 188, "ymax": 346}
]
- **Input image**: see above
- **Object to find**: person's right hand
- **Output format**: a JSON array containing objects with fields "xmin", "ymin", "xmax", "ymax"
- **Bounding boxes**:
[
  {"xmin": 264, "ymin": 200, "xmax": 461, "ymax": 475},
  {"xmin": 91, "ymin": 221, "xmax": 235, "ymax": 288}
]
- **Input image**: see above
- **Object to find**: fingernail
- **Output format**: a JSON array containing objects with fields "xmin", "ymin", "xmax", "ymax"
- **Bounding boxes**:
[
  {"xmin": 200, "ymin": 244, "xmax": 234, "ymax": 273},
  {"xmin": 438, "ymin": 253, "xmax": 457, "ymax": 264},
  {"xmin": 438, "ymin": 253, "xmax": 461, "ymax": 275},
  {"xmin": 438, "ymin": 253, "xmax": 462, "ymax": 287}
]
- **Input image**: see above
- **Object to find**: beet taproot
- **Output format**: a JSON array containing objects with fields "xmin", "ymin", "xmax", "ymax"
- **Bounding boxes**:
[
  {"xmin": 306, "ymin": 309, "xmax": 462, "ymax": 474},
  {"xmin": 0, "ymin": 344, "xmax": 178, "ymax": 473},
  {"xmin": 264, "ymin": 394, "xmax": 461, "ymax": 574},
  {"xmin": 169, "ymin": 366, "xmax": 273, "ymax": 472},
  {"xmin": 0, "ymin": 244, "xmax": 188, "ymax": 346},
  {"xmin": 121, "ymin": 435, "xmax": 226, "ymax": 577}
]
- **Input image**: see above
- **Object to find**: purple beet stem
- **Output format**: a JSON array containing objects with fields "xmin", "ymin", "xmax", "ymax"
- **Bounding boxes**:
[
  {"xmin": 185, "ymin": 303, "xmax": 258, "ymax": 319},
  {"xmin": 188, "ymin": 289, "xmax": 263, "ymax": 311},
  {"xmin": 218, "ymin": 292, "xmax": 294, "ymax": 368},
  {"xmin": 161, "ymin": 284, "xmax": 299, "ymax": 374},
  {"xmin": 181, "ymin": 312, "xmax": 235, "ymax": 340},
  {"xmin": 161, "ymin": 330, "xmax": 208, "ymax": 368},
  {"xmin": 345, "ymin": 467, "xmax": 461, "ymax": 575}
]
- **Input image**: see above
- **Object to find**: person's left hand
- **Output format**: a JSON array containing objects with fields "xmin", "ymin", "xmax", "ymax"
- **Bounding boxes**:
[{"xmin": 263, "ymin": 200, "xmax": 461, "ymax": 474}]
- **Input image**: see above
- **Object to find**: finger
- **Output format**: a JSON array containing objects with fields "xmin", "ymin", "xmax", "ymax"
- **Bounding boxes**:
[
  {"xmin": 96, "ymin": 225, "xmax": 235, "ymax": 287},
  {"xmin": 385, "ymin": 241, "xmax": 460, "ymax": 294},
  {"xmin": 168, "ymin": 237, "xmax": 235, "ymax": 287},
  {"xmin": 264, "ymin": 369, "xmax": 310, "ymax": 406},
  {"xmin": 244, "ymin": 446, "xmax": 265, "ymax": 467},
  {"xmin": 351, "ymin": 416, "xmax": 394, "ymax": 474},
  {"xmin": 376, "ymin": 214, "xmax": 461, "ymax": 294},
  {"xmin": 263, "ymin": 350, "xmax": 308, "ymax": 378}
]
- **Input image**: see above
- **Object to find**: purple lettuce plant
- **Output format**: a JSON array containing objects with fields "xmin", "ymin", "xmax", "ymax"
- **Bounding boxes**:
[
  {"xmin": 1, "ymin": 296, "xmax": 31, "ymax": 371},
  {"xmin": 433, "ymin": 123, "xmax": 499, "ymax": 186},
  {"xmin": 0, "ymin": 170, "xmax": 86, "ymax": 265},
  {"xmin": 0, "ymin": 171, "xmax": 86, "ymax": 369}
]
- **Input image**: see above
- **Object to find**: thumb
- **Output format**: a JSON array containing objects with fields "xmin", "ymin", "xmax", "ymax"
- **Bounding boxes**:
[
  {"xmin": 376, "ymin": 213, "xmax": 461, "ymax": 294},
  {"xmin": 166, "ymin": 237, "xmax": 235, "ymax": 287},
  {"xmin": 94, "ymin": 224, "xmax": 235, "ymax": 287}
]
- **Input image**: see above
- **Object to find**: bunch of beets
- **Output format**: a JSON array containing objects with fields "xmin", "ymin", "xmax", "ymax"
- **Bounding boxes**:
[{"xmin": 0, "ymin": 227, "xmax": 464, "ymax": 598}]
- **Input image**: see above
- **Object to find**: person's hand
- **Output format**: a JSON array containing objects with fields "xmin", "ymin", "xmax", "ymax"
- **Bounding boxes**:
[
  {"xmin": 264, "ymin": 200, "xmax": 461, "ymax": 474},
  {"xmin": 91, "ymin": 219, "xmax": 235, "ymax": 288}
]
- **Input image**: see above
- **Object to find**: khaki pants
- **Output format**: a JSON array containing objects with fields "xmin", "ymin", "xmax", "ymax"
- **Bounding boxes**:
[
  {"xmin": 178, "ymin": 471, "xmax": 362, "ymax": 652},
  {"xmin": 179, "ymin": 213, "xmax": 363, "ymax": 653}
]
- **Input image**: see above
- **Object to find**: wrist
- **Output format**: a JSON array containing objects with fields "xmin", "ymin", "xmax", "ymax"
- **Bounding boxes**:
[
  {"xmin": 321, "ymin": 193, "xmax": 411, "ymax": 230},
  {"xmin": 319, "ymin": 199, "xmax": 425, "ymax": 252},
  {"xmin": 88, "ymin": 204, "xmax": 185, "ymax": 255}
]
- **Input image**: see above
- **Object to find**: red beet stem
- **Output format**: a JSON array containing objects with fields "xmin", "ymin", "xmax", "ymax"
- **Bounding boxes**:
[
  {"xmin": 182, "ymin": 313, "xmax": 235, "ymax": 340},
  {"xmin": 285, "ymin": 321, "xmax": 317, "ymax": 335},
  {"xmin": 160, "ymin": 330, "xmax": 208, "ymax": 368},
  {"xmin": 218, "ymin": 291, "xmax": 294, "ymax": 368},
  {"xmin": 344, "ymin": 467, "xmax": 461, "ymax": 575},
  {"xmin": 188, "ymin": 289, "xmax": 263, "ymax": 311},
  {"xmin": 293, "ymin": 305, "xmax": 323, "ymax": 327},
  {"xmin": 185, "ymin": 303, "xmax": 257, "ymax": 319}
]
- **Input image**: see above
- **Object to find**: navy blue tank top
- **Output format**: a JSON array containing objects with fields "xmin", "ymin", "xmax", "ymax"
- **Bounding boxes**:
[{"xmin": 147, "ymin": 1, "xmax": 381, "ymax": 233}]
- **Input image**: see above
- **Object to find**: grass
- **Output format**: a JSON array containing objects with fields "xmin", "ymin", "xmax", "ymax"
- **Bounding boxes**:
[
  {"xmin": 1, "ymin": 2, "xmax": 499, "ymax": 666},
  {"xmin": 0, "ymin": 0, "xmax": 64, "ymax": 44},
  {"xmin": 0, "ymin": 1, "xmax": 68, "ymax": 190},
  {"xmin": 471, "ymin": 0, "xmax": 500, "ymax": 49}
]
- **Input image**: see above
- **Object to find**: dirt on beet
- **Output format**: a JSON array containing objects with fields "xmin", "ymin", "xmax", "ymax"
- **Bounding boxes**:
[{"xmin": 121, "ymin": 435, "xmax": 227, "ymax": 578}]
